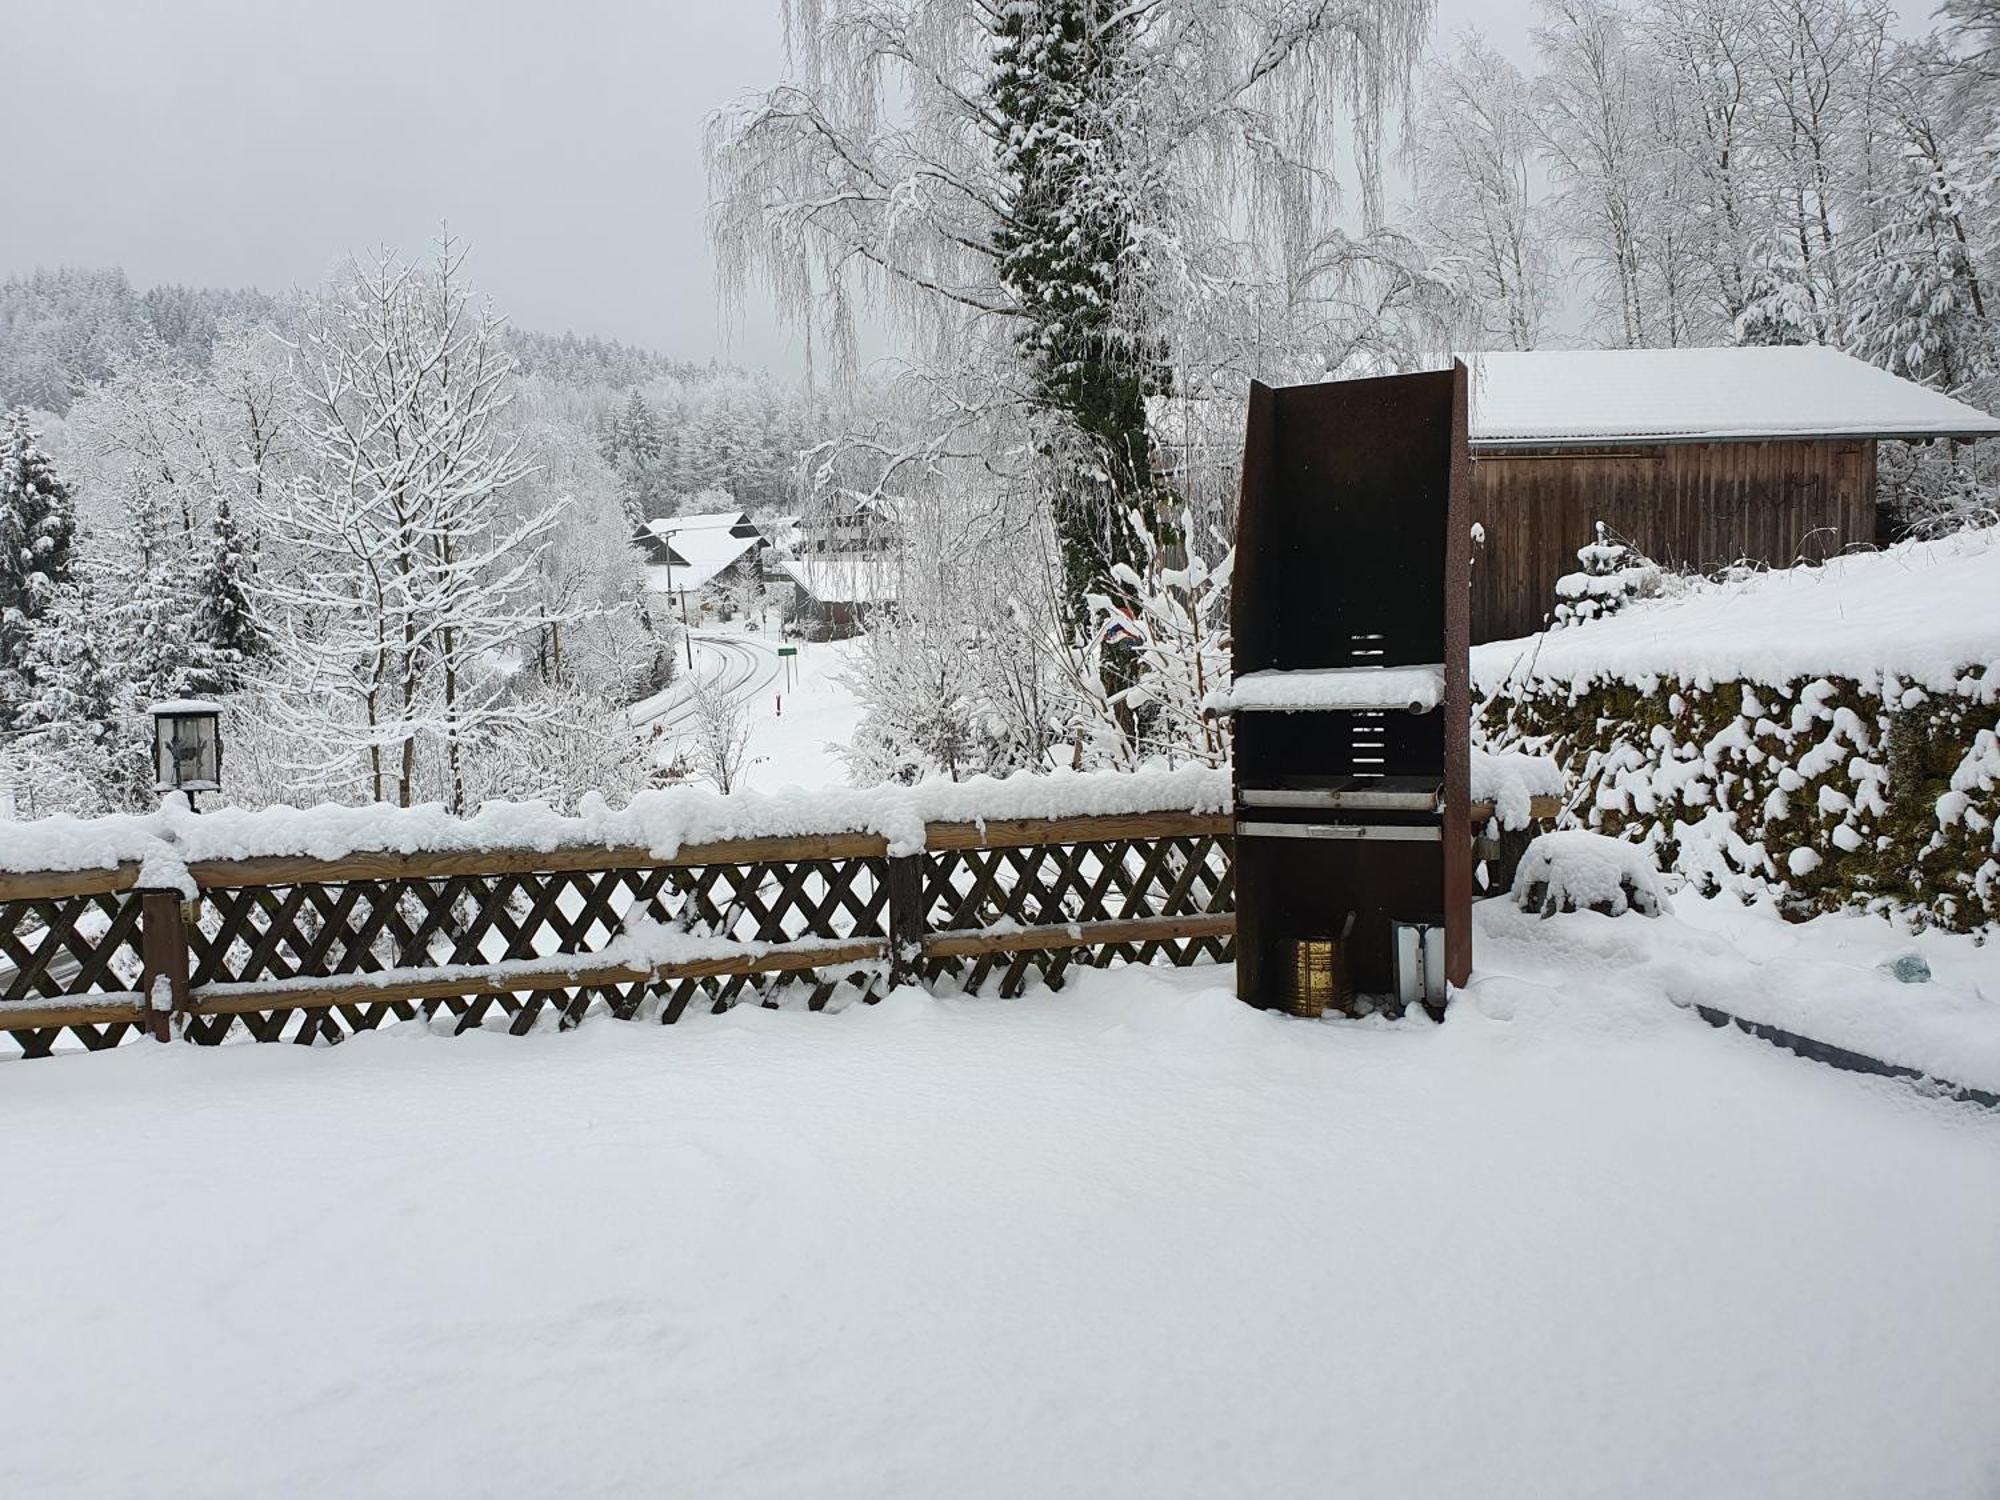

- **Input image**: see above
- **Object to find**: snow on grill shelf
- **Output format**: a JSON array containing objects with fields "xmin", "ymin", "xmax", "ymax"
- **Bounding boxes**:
[{"xmin": 1208, "ymin": 663, "xmax": 1446, "ymax": 713}]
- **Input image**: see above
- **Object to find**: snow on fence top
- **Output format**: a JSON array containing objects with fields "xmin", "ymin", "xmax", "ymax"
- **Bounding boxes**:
[
  {"xmin": 0, "ymin": 755, "xmax": 1563, "ymax": 884},
  {"xmin": 0, "ymin": 767, "xmax": 1231, "ymax": 881},
  {"xmin": 1466, "ymin": 346, "xmax": 2000, "ymax": 447},
  {"xmin": 1472, "ymin": 524, "xmax": 2000, "ymax": 697}
]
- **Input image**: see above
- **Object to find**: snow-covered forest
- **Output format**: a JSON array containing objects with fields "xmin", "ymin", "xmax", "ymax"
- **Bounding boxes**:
[
  {"xmin": 0, "ymin": 250, "xmax": 855, "ymax": 818},
  {"xmin": 6, "ymin": 0, "xmax": 2000, "ymax": 818}
]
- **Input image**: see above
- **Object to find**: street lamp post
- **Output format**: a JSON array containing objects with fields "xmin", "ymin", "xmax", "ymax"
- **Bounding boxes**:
[{"xmin": 150, "ymin": 700, "xmax": 223, "ymax": 809}]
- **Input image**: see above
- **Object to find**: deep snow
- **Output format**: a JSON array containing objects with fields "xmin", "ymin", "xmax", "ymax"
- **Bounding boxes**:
[
  {"xmin": 1472, "ymin": 522, "xmax": 2000, "ymax": 695},
  {"xmin": 4, "ymin": 910, "xmax": 1997, "ymax": 1499}
]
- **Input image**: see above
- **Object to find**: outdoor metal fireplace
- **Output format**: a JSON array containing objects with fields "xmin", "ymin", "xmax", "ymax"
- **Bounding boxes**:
[{"xmin": 1221, "ymin": 364, "xmax": 1473, "ymax": 1015}]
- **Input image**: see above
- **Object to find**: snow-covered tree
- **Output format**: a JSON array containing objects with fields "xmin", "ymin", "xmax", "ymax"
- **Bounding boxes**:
[
  {"xmin": 186, "ymin": 489, "xmax": 266, "ymax": 695},
  {"xmin": 0, "ymin": 410, "xmax": 78, "ymax": 726},
  {"xmin": 1643, "ymin": 0, "xmax": 1768, "ymax": 334},
  {"xmin": 1409, "ymin": 35, "xmax": 1554, "ymax": 351},
  {"xmin": 710, "ymin": 0, "xmax": 1443, "ymax": 612},
  {"xmin": 1534, "ymin": 0, "xmax": 1663, "ymax": 346},
  {"xmin": 837, "ymin": 467, "xmax": 1072, "ymax": 784},
  {"xmin": 261, "ymin": 236, "xmax": 565, "ymax": 812},
  {"xmin": 1551, "ymin": 521, "xmax": 1664, "ymax": 624},
  {"xmin": 684, "ymin": 669, "xmax": 751, "ymax": 794},
  {"xmin": 1078, "ymin": 510, "xmax": 1232, "ymax": 768}
]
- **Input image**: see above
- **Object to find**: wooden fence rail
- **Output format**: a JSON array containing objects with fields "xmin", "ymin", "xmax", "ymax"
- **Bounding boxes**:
[{"xmin": 0, "ymin": 812, "xmax": 1236, "ymax": 1059}]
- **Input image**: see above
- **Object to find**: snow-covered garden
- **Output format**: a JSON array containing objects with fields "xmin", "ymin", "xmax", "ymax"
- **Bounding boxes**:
[
  {"xmin": 9, "ymin": 0, "xmax": 2000, "ymax": 1491},
  {"xmin": 5, "ymin": 909, "xmax": 1997, "ymax": 1498}
]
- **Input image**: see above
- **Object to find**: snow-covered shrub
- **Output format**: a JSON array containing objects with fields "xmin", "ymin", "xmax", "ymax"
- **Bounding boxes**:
[
  {"xmin": 1077, "ymin": 508, "xmax": 1232, "ymax": 770},
  {"xmin": 1877, "ymin": 438, "xmax": 2000, "ymax": 540},
  {"xmin": 1551, "ymin": 522, "xmax": 1662, "ymax": 628},
  {"xmin": 1512, "ymin": 830, "xmax": 1665, "ymax": 918}
]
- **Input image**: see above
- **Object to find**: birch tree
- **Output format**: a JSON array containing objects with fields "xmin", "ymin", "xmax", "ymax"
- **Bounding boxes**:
[
  {"xmin": 261, "ymin": 237, "xmax": 565, "ymax": 812},
  {"xmin": 1534, "ymin": 0, "xmax": 1661, "ymax": 346},
  {"xmin": 1409, "ymin": 35, "xmax": 1554, "ymax": 350}
]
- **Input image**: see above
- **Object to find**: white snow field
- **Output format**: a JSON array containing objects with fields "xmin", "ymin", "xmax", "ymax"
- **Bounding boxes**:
[{"xmin": 5, "ymin": 903, "xmax": 1999, "ymax": 1498}]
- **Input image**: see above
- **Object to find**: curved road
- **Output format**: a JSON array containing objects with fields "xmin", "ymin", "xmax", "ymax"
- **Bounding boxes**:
[{"xmin": 629, "ymin": 632, "xmax": 782, "ymax": 736}]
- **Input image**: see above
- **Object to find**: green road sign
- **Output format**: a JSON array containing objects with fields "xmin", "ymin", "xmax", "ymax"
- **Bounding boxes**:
[{"xmin": 777, "ymin": 646, "xmax": 799, "ymax": 657}]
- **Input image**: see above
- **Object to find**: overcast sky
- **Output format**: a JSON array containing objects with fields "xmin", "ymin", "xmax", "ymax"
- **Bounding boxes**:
[{"xmin": 3, "ymin": 0, "xmax": 1932, "ymax": 371}]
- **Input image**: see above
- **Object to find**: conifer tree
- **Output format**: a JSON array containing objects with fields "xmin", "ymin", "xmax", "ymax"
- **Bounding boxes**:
[
  {"xmin": 0, "ymin": 409, "xmax": 78, "ymax": 726},
  {"xmin": 1848, "ymin": 149, "xmax": 1992, "ymax": 393},
  {"xmin": 186, "ymin": 490, "xmax": 266, "ymax": 695},
  {"xmin": 18, "ymin": 583, "xmax": 121, "ymax": 747},
  {"xmin": 990, "ymin": 1, "xmax": 1170, "ymax": 615},
  {"xmin": 107, "ymin": 489, "xmax": 198, "ymax": 705}
]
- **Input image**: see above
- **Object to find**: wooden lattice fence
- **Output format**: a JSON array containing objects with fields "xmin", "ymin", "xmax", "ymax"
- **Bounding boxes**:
[{"xmin": 0, "ymin": 812, "xmax": 1235, "ymax": 1059}]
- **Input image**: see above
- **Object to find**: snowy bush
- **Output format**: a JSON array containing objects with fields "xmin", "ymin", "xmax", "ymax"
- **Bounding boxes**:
[
  {"xmin": 1551, "ymin": 522, "xmax": 1662, "ymax": 628},
  {"xmin": 1512, "ymin": 830, "xmax": 1666, "ymax": 918}
]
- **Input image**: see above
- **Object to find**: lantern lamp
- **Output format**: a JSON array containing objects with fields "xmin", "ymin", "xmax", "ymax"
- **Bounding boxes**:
[{"xmin": 150, "ymin": 700, "xmax": 223, "ymax": 799}]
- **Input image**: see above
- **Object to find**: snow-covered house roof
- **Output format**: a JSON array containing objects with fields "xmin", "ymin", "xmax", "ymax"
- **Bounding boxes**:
[
  {"xmin": 1466, "ymin": 347, "xmax": 2000, "ymax": 449},
  {"xmin": 644, "ymin": 527, "xmax": 763, "ymax": 593},
  {"xmin": 641, "ymin": 510, "xmax": 759, "ymax": 540},
  {"xmin": 777, "ymin": 554, "xmax": 899, "ymax": 606}
]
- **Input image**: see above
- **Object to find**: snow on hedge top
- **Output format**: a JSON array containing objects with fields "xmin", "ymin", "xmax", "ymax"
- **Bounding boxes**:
[
  {"xmin": 0, "ymin": 766, "xmax": 1234, "ymax": 878},
  {"xmin": 1209, "ymin": 664, "xmax": 1444, "ymax": 713},
  {"xmin": 1467, "ymin": 346, "xmax": 2000, "ymax": 447},
  {"xmin": 1474, "ymin": 524, "xmax": 2000, "ymax": 695}
]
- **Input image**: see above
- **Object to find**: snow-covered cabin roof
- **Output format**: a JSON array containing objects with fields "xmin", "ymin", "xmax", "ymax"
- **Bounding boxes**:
[{"xmin": 1466, "ymin": 347, "xmax": 2000, "ymax": 449}]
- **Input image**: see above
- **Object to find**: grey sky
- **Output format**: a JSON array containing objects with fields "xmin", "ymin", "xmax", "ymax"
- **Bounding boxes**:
[{"xmin": 2, "ymin": 0, "xmax": 1934, "ymax": 370}]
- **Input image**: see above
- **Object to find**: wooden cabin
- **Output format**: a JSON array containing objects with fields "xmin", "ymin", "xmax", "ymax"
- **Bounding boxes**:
[{"xmin": 1465, "ymin": 347, "xmax": 2000, "ymax": 644}]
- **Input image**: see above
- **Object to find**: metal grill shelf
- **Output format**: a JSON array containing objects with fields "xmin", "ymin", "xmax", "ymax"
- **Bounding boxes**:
[{"xmin": 1237, "ymin": 776, "xmax": 1443, "ymax": 813}]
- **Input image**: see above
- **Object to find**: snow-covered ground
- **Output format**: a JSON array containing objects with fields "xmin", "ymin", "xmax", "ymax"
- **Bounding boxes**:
[
  {"xmin": 734, "ymin": 633, "xmax": 867, "ymax": 792},
  {"xmin": 5, "ymin": 900, "xmax": 1998, "ymax": 1498},
  {"xmin": 633, "ymin": 622, "xmax": 865, "ymax": 792},
  {"xmin": 1473, "ymin": 521, "xmax": 2000, "ymax": 694}
]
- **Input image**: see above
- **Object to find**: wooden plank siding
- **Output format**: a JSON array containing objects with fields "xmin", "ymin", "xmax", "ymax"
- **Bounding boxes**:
[{"xmin": 1468, "ymin": 438, "xmax": 1876, "ymax": 644}]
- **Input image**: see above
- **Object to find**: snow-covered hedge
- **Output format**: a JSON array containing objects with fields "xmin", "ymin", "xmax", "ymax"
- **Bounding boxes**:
[
  {"xmin": 1482, "ymin": 670, "xmax": 2000, "ymax": 929},
  {"xmin": 1475, "ymin": 529, "xmax": 2000, "ymax": 930}
]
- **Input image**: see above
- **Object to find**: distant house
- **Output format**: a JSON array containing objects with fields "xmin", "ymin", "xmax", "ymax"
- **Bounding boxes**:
[
  {"xmin": 777, "ymin": 554, "xmax": 898, "ymax": 639},
  {"xmin": 634, "ymin": 510, "xmax": 768, "ymax": 598},
  {"xmin": 793, "ymin": 492, "xmax": 899, "ymax": 555},
  {"xmin": 1464, "ymin": 346, "xmax": 2000, "ymax": 643}
]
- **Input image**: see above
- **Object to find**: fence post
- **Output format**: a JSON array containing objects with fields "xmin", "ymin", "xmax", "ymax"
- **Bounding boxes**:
[
  {"xmin": 884, "ymin": 853, "xmax": 925, "ymax": 991},
  {"xmin": 138, "ymin": 888, "xmax": 191, "ymax": 1043}
]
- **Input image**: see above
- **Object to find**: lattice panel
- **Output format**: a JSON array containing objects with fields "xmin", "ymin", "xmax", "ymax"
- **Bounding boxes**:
[
  {"xmin": 2, "ymin": 829, "xmax": 1238, "ymax": 1056},
  {"xmin": 183, "ymin": 859, "xmax": 890, "ymax": 1046},
  {"xmin": 921, "ymin": 835, "xmax": 1234, "ymax": 996},
  {"xmin": 0, "ymin": 893, "xmax": 147, "ymax": 1058}
]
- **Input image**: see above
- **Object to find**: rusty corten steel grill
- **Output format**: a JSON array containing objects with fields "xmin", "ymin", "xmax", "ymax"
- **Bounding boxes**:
[{"xmin": 1224, "ymin": 365, "xmax": 1473, "ymax": 1017}]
